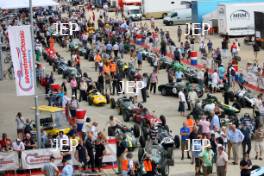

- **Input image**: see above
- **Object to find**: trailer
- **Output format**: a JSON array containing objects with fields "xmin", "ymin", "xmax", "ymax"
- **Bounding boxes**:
[
  {"xmin": 142, "ymin": 0, "xmax": 187, "ymax": 19},
  {"xmin": 216, "ymin": 2, "xmax": 264, "ymax": 36}
]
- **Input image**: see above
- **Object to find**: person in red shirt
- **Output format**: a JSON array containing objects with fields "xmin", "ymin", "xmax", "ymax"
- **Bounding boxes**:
[
  {"xmin": 0, "ymin": 133, "xmax": 12, "ymax": 151},
  {"xmin": 230, "ymin": 42, "xmax": 238, "ymax": 58}
]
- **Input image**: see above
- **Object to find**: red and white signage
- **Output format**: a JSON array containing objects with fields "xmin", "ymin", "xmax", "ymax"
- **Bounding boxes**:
[
  {"xmin": 103, "ymin": 138, "xmax": 117, "ymax": 163},
  {"xmin": 8, "ymin": 25, "xmax": 35, "ymax": 96},
  {"xmin": 0, "ymin": 152, "xmax": 19, "ymax": 171}
]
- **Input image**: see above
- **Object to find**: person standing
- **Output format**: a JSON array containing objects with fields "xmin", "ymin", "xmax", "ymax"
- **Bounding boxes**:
[
  {"xmin": 199, "ymin": 145, "xmax": 214, "ymax": 176},
  {"xmin": 210, "ymin": 111, "xmax": 220, "ymax": 131},
  {"xmin": 85, "ymin": 131, "xmax": 96, "ymax": 172},
  {"xmin": 198, "ymin": 115, "xmax": 211, "ymax": 139},
  {"xmin": 16, "ymin": 112, "xmax": 25, "ymax": 134},
  {"xmin": 95, "ymin": 139, "xmax": 106, "ymax": 172},
  {"xmin": 216, "ymin": 145, "xmax": 228, "ymax": 176},
  {"xmin": 253, "ymin": 42, "xmax": 260, "ymax": 61},
  {"xmin": 113, "ymin": 42, "xmax": 119, "ymax": 58},
  {"xmin": 188, "ymin": 87, "xmax": 198, "ymax": 111},
  {"xmin": 79, "ymin": 79, "xmax": 87, "ymax": 102},
  {"xmin": 227, "ymin": 124, "xmax": 245, "ymax": 165},
  {"xmin": 69, "ymin": 95, "xmax": 79, "ymax": 119},
  {"xmin": 177, "ymin": 26, "xmax": 182, "ymax": 42},
  {"xmin": 61, "ymin": 159, "xmax": 74, "ymax": 176},
  {"xmin": 178, "ymin": 89, "xmax": 187, "ymax": 116},
  {"xmin": 254, "ymin": 124, "xmax": 264, "ymax": 160},
  {"xmin": 240, "ymin": 123, "xmax": 252, "ymax": 155},
  {"xmin": 42, "ymin": 156, "xmax": 59, "ymax": 176},
  {"xmin": 121, "ymin": 152, "xmax": 134, "ymax": 176},
  {"xmin": 141, "ymin": 73, "xmax": 148, "ymax": 103},
  {"xmin": 221, "ymin": 39, "xmax": 228, "ymax": 59},
  {"xmin": 70, "ymin": 77, "xmax": 78, "ymax": 98},
  {"xmin": 75, "ymin": 139, "xmax": 88, "ymax": 169},
  {"xmin": 117, "ymin": 135, "xmax": 128, "ymax": 174},
  {"xmin": 180, "ymin": 122, "xmax": 191, "ymax": 160},
  {"xmin": 149, "ymin": 69, "xmax": 158, "ymax": 94}
]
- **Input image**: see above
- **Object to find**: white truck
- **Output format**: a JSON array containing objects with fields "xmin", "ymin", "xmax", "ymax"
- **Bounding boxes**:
[
  {"xmin": 217, "ymin": 2, "xmax": 264, "ymax": 36},
  {"xmin": 142, "ymin": 0, "xmax": 188, "ymax": 19},
  {"xmin": 163, "ymin": 8, "xmax": 192, "ymax": 25},
  {"xmin": 123, "ymin": 5, "xmax": 142, "ymax": 20}
]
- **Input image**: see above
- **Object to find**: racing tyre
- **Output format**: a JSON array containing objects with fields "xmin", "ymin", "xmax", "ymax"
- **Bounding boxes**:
[
  {"xmin": 138, "ymin": 147, "xmax": 144, "ymax": 161},
  {"xmin": 232, "ymin": 102, "xmax": 242, "ymax": 111},
  {"xmin": 161, "ymin": 88, "xmax": 167, "ymax": 96},
  {"xmin": 133, "ymin": 124, "xmax": 140, "ymax": 138},
  {"xmin": 110, "ymin": 98, "xmax": 116, "ymax": 109},
  {"xmin": 161, "ymin": 163, "xmax": 170, "ymax": 176},
  {"xmin": 122, "ymin": 111, "xmax": 130, "ymax": 122},
  {"xmin": 174, "ymin": 135, "xmax": 180, "ymax": 149},
  {"xmin": 166, "ymin": 147, "xmax": 174, "ymax": 166},
  {"xmin": 139, "ymin": 136, "xmax": 146, "ymax": 148},
  {"xmin": 88, "ymin": 97, "xmax": 93, "ymax": 105}
]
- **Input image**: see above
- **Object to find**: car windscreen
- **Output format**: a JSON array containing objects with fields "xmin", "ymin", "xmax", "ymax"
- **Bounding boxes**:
[{"xmin": 130, "ymin": 9, "xmax": 140, "ymax": 14}]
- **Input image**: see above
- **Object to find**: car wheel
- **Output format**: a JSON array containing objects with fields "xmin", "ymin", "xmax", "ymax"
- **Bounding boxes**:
[
  {"xmin": 133, "ymin": 124, "xmax": 140, "ymax": 138},
  {"xmin": 110, "ymin": 98, "xmax": 116, "ymax": 109},
  {"xmin": 88, "ymin": 97, "xmax": 93, "ymax": 105},
  {"xmin": 138, "ymin": 147, "xmax": 144, "ymax": 161},
  {"xmin": 174, "ymin": 135, "xmax": 180, "ymax": 149},
  {"xmin": 166, "ymin": 147, "xmax": 173, "ymax": 159},
  {"xmin": 122, "ymin": 111, "xmax": 130, "ymax": 122},
  {"xmin": 172, "ymin": 87, "xmax": 177, "ymax": 95},
  {"xmin": 232, "ymin": 102, "xmax": 241, "ymax": 110},
  {"xmin": 161, "ymin": 88, "xmax": 167, "ymax": 96},
  {"xmin": 161, "ymin": 164, "xmax": 169, "ymax": 176}
]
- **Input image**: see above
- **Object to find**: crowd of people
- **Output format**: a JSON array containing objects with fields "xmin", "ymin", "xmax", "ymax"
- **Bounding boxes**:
[{"xmin": 1, "ymin": 0, "xmax": 264, "ymax": 176}]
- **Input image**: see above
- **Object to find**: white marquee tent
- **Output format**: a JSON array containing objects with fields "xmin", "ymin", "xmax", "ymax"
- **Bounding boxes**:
[{"xmin": 0, "ymin": 0, "xmax": 58, "ymax": 9}]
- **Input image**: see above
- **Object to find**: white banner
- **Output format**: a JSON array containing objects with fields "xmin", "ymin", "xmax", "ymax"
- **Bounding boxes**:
[
  {"xmin": 21, "ymin": 148, "xmax": 62, "ymax": 169},
  {"xmin": 8, "ymin": 25, "xmax": 35, "ymax": 96},
  {"xmin": 103, "ymin": 138, "xmax": 117, "ymax": 163},
  {"xmin": 0, "ymin": 151, "xmax": 19, "ymax": 171}
]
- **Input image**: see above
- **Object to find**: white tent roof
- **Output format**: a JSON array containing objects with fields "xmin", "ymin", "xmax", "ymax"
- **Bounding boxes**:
[{"xmin": 0, "ymin": 0, "xmax": 59, "ymax": 9}]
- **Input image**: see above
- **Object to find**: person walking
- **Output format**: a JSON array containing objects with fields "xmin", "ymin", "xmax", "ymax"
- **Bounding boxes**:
[
  {"xmin": 227, "ymin": 124, "xmax": 245, "ymax": 165},
  {"xmin": 177, "ymin": 26, "xmax": 182, "ymax": 42},
  {"xmin": 216, "ymin": 145, "xmax": 228, "ymax": 176},
  {"xmin": 75, "ymin": 139, "xmax": 88, "ymax": 169},
  {"xmin": 61, "ymin": 159, "xmax": 74, "ymax": 176},
  {"xmin": 253, "ymin": 42, "xmax": 260, "ymax": 62},
  {"xmin": 141, "ymin": 73, "xmax": 148, "ymax": 103},
  {"xmin": 117, "ymin": 135, "xmax": 128, "ymax": 174},
  {"xmin": 42, "ymin": 156, "xmax": 59, "ymax": 176},
  {"xmin": 180, "ymin": 122, "xmax": 191, "ymax": 160},
  {"xmin": 121, "ymin": 152, "xmax": 134, "ymax": 176},
  {"xmin": 221, "ymin": 39, "xmax": 228, "ymax": 59},
  {"xmin": 79, "ymin": 79, "xmax": 87, "ymax": 102},
  {"xmin": 188, "ymin": 87, "xmax": 198, "ymax": 111}
]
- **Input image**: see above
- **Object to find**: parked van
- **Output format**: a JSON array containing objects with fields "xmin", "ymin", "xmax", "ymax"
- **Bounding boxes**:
[
  {"xmin": 123, "ymin": 5, "xmax": 142, "ymax": 21},
  {"xmin": 163, "ymin": 8, "xmax": 192, "ymax": 25}
]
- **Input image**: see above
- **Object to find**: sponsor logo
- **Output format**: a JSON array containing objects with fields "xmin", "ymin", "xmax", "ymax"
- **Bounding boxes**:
[
  {"xmin": 16, "ymin": 30, "xmax": 34, "ymax": 91},
  {"xmin": 230, "ymin": 10, "xmax": 250, "ymax": 21}
]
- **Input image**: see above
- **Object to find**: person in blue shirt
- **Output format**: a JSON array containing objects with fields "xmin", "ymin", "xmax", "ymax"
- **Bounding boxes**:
[
  {"xmin": 210, "ymin": 111, "xmax": 220, "ymax": 131},
  {"xmin": 61, "ymin": 159, "xmax": 73, "ymax": 176},
  {"xmin": 180, "ymin": 122, "xmax": 191, "ymax": 160},
  {"xmin": 218, "ymin": 64, "xmax": 226, "ymax": 80},
  {"xmin": 192, "ymin": 134, "xmax": 203, "ymax": 175},
  {"xmin": 175, "ymin": 70, "xmax": 184, "ymax": 82},
  {"xmin": 137, "ymin": 51, "xmax": 143, "ymax": 70},
  {"xmin": 106, "ymin": 42, "xmax": 112, "ymax": 55}
]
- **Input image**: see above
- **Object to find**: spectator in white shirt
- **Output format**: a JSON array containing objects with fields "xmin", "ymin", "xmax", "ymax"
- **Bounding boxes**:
[{"xmin": 178, "ymin": 89, "xmax": 187, "ymax": 116}]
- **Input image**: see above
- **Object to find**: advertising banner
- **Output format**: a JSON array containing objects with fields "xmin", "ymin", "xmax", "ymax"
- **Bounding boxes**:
[
  {"xmin": 102, "ymin": 138, "xmax": 117, "ymax": 163},
  {"xmin": 21, "ymin": 148, "xmax": 62, "ymax": 169},
  {"xmin": 0, "ymin": 152, "xmax": 19, "ymax": 171},
  {"xmin": 8, "ymin": 25, "xmax": 35, "ymax": 96}
]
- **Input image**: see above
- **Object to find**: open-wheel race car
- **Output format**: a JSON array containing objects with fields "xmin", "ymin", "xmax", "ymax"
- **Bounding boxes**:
[
  {"xmin": 108, "ymin": 123, "xmax": 140, "ymax": 151},
  {"xmin": 158, "ymin": 81, "xmax": 203, "ymax": 98},
  {"xmin": 87, "ymin": 89, "xmax": 110, "ymax": 106},
  {"xmin": 233, "ymin": 88, "xmax": 257, "ymax": 108},
  {"xmin": 110, "ymin": 96, "xmax": 136, "ymax": 116},
  {"xmin": 138, "ymin": 143, "xmax": 170, "ymax": 176}
]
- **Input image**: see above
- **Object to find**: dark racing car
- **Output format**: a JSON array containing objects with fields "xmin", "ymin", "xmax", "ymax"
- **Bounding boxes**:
[{"xmin": 158, "ymin": 81, "xmax": 203, "ymax": 98}]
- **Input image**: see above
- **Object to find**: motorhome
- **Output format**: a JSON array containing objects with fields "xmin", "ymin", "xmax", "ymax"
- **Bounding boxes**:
[{"xmin": 123, "ymin": 5, "xmax": 142, "ymax": 20}]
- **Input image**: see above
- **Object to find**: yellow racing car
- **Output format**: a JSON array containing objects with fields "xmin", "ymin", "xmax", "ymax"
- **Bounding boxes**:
[{"xmin": 87, "ymin": 89, "xmax": 110, "ymax": 106}]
